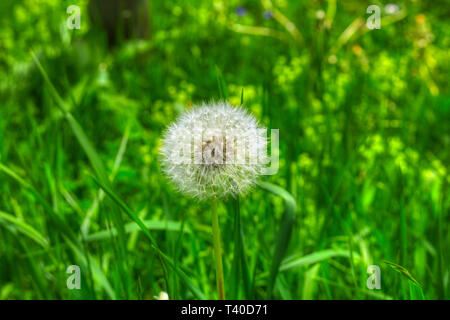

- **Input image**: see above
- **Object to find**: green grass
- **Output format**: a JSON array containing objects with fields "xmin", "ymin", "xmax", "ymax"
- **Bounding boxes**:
[{"xmin": 0, "ymin": 0, "xmax": 449, "ymax": 300}]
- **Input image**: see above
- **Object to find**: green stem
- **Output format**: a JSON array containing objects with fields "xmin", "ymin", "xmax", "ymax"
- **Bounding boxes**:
[{"xmin": 211, "ymin": 198, "xmax": 225, "ymax": 300}]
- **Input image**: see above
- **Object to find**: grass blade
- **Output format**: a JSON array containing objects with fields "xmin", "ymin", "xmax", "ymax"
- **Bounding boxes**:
[
  {"xmin": 91, "ymin": 175, "xmax": 206, "ymax": 299},
  {"xmin": 31, "ymin": 51, "xmax": 131, "ymax": 297},
  {"xmin": 0, "ymin": 210, "xmax": 49, "ymax": 248},
  {"xmin": 280, "ymin": 249, "xmax": 353, "ymax": 271},
  {"xmin": 215, "ymin": 65, "xmax": 228, "ymax": 99},
  {"xmin": 0, "ymin": 163, "xmax": 77, "ymax": 243},
  {"xmin": 409, "ymin": 281, "xmax": 425, "ymax": 300},
  {"xmin": 383, "ymin": 260, "xmax": 422, "ymax": 287},
  {"xmin": 84, "ymin": 220, "xmax": 192, "ymax": 242},
  {"xmin": 228, "ymin": 197, "xmax": 251, "ymax": 299},
  {"xmin": 258, "ymin": 181, "xmax": 296, "ymax": 298}
]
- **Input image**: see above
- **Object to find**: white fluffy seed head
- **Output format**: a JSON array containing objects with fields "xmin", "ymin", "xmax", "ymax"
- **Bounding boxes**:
[{"xmin": 160, "ymin": 101, "xmax": 268, "ymax": 200}]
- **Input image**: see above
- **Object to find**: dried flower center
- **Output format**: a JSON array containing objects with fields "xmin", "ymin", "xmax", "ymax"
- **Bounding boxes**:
[{"xmin": 202, "ymin": 136, "xmax": 227, "ymax": 168}]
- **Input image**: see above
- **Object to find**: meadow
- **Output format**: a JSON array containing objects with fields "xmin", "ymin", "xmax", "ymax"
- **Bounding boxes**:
[{"xmin": 0, "ymin": 0, "xmax": 448, "ymax": 300}]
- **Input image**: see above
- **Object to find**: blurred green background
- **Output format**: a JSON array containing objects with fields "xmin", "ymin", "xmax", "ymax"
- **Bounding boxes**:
[{"xmin": 0, "ymin": 0, "xmax": 448, "ymax": 300}]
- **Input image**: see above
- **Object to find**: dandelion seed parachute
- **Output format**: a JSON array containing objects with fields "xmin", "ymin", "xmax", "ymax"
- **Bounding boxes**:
[{"xmin": 160, "ymin": 101, "xmax": 268, "ymax": 200}]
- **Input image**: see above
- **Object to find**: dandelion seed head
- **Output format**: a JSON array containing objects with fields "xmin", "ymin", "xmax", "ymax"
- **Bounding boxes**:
[
  {"xmin": 160, "ymin": 101, "xmax": 268, "ymax": 200},
  {"xmin": 154, "ymin": 291, "xmax": 169, "ymax": 300},
  {"xmin": 384, "ymin": 4, "xmax": 400, "ymax": 15}
]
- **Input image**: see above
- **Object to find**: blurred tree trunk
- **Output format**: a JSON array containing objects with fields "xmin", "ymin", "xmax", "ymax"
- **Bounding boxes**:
[{"xmin": 88, "ymin": 0, "xmax": 151, "ymax": 47}]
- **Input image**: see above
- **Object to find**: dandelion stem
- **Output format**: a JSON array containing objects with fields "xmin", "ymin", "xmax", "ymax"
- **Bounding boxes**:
[{"xmin": 211, "ymin": 198, "xmax": 225, "ymax": 299}]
